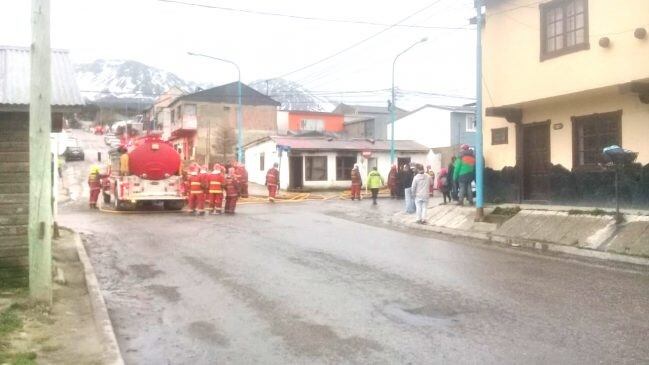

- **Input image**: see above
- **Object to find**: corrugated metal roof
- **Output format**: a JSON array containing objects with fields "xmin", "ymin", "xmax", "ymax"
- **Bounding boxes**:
[
  {"xmin": 257, "ymin": 136, "xmax": 429, "ymax": 152},
  {"xmin": 0, "ymin": 46, "xmax": 84, "ymax": 106},
  {"xmin": 176, "ymin": 81, "xmax": 280, "ymax": 106}
]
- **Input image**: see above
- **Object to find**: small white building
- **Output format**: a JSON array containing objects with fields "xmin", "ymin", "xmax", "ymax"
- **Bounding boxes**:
[{"xmin": 244, "ymin": 136, "xmax": 429, "ymax": 190}]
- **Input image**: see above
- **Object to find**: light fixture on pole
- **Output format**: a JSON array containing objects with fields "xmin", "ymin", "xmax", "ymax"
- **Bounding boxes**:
[
  {"xmin": 187, "ymin": 52, "xmax": 244, "ymax": 162},
  {"xmin": 390, "ymin": 37, "xmax": 427, "ymax": 164}
]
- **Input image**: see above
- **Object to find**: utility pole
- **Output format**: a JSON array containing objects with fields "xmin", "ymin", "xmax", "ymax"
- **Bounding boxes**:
[
  {"xmin": 475, "ymin": 0, "xmax": 485, "ymax": 221},
  {"xmin": 29, "ymin": 0, "xmax": 52, "ymax": 303},
  {"xmin": 390, "ymin": 37, "xmax": 428, "ymax": 164}
]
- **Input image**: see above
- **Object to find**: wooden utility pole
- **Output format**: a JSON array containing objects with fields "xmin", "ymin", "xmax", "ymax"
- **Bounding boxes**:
[{"xmin": 29, "ymin": 0, "xmax": 52, "ymax": 303}]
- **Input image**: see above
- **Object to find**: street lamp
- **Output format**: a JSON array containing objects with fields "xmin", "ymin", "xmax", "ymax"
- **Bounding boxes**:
[
  {"xmin": 390, "ymin": 37, "xmax": 427, "ymax": 164},
  {"xmin": 187, "ymin": 52, "xmax": 243, "ymax": 163}
]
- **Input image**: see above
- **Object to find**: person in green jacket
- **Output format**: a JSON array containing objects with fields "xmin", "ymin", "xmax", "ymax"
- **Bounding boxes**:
[
  {"xmin": 366, "ymin": 167, "xmax": 384, "ymax": 205},
  {"xmin": 453, "ymin": 144, "xmax": 476, "ymax": 206}
]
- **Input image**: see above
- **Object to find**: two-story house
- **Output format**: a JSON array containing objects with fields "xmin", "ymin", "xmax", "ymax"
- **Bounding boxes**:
[
  {"xmin": 277, "ymin": 110, "xmax": 344, "ymax": 135},
  {"xmin": 482, "ymin": 0, "xmax": 649, "ymax": 202},
  {"xmin": 335, "ymin": 103, "xmax": 408, "ymax": 140},
  {"xmin": 166, "ymin": 82, "xmax": 280, "ymax": 163}
]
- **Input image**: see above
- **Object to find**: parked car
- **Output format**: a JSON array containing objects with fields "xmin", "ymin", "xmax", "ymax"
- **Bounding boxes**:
[
  {"xmin": 104, "ymin": 132, "xmax": 116, "ymax": 144},
  {"xmin": 63, "ymin": 146, "xmax": 85, "ymax": 161}
]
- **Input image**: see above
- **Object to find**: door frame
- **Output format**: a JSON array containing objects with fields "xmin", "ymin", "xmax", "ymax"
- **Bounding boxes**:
[
  {"xmin": 518, "ymin": 120, "xmax": 551, "ymax": 202},
  {"xmin": 289, "ymin": 155, "xmax": 304, "ymax": 189}
]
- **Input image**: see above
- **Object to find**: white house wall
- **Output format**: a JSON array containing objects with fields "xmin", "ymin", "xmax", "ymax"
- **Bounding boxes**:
[
  {"xmin": 245, "ymin": 140, "xmax": 291, "ymax": 190},
  {"xmin": 388, "ymin": 107, "xmax": 452, "ymax": 148},
  {"xmin": 245, "ymin": 142, "xmax": 428, "ymax": 190}
]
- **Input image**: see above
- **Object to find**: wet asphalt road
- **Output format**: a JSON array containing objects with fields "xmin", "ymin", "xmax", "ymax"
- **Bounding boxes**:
[{"xmin": 58, "ymin": 131, "xmax": 649, "ymax": 364}]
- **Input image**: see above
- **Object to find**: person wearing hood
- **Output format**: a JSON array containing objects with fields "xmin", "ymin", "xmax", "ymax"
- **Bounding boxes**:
[
  {"xmin": 387, "ymin": 164, "xmax": 398, "ymax": 198},
  {"xmin": 453, "ymin": 144, "xmax": 476, "ymax": 206},
  {"xmin": 366, "ymin": 167, "xmax": 384, "ymax": 205},
  {"xmin": 350, "ymin": 164, "xmax": 362, "ymax": 201},
  {"xmin": 436, "ymin": 167, "xmax": 452, "ymax": 204},
  {"xmin": 411, "ymin": 164, "xmax": 432, "ymax": 223}
]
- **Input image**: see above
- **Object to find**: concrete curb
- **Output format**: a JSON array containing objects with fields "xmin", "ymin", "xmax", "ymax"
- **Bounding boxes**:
[
  {"xmin": 394, "ymin": 216, "xmax": 649, "ymax": 267},
  {"xmin": 69, "ymin": 229, "xmax": 124, "ymax": 365}
]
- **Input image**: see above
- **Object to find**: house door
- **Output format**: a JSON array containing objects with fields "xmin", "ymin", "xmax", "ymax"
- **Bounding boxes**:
[
  {"xmin": 523, "ymin": 122, "xmax": 551, "ymax": 201},
  {"xmin": 289, "ymin": 156, "xmax": 303, "ymax": 189},
  {"xmin": 397, "ymin": 157, "xmax": 411, "ymax": 168}
]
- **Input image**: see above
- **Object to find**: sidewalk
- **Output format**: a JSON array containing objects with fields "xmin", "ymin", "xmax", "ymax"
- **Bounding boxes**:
[
  {"xmin": 393, "ymin": 202, "xmax": 649, "ymax": 266},
  {"xmin": 0, "ymin": 229, "xmax": 122, "ymax": 364}
]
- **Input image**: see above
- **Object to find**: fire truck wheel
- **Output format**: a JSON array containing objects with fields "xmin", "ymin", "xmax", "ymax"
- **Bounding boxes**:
[
  {"xmin": 163, "ymin": 200, "xmax": 184, "ymax": 210},
  {"xmin": 103, "ymin": 192, "xmax": 111, "ymax": 204}
]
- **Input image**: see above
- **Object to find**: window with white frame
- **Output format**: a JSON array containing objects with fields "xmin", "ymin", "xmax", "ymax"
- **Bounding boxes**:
[
  {"xmin": 300, "ymin": 119, "xmax": 325, "ymax": 132},
  {"xmin": 305, "ymin": 156, "xmax": 327, "ymax": 181},
  {"xmin": 466, "ymin": 114, "xmax": 477, "ymax": 132}
]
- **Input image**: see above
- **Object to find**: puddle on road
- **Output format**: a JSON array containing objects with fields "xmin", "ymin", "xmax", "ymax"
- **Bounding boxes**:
[
  {"xmin": 129, "ymin": 264, "xmax": 164, "ymax": 279},
  {"xmin": 146, "ymin": 284, "xmax": 181, "ymax": 303},
  {"xmin": 380, "ymin": 302, "xmax": 459, "ymax": 327}
]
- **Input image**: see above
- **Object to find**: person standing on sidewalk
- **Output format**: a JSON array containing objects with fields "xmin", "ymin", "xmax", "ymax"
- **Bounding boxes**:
[
  {"xmin": 350, "ymin": 164, "xmax": 362, "ymax": 201},
  {"xmin": 387, "ymin": 164, "xmax": 398, "ymax": 198},
  {"xmin": 453, "ymin": 144, "xmax": 476, "ymax": 206},
  {"xmin": 437, "ymin": 167, "xmax": 452, "ymax": 204},
  {"xmin": 448, "ymin": 156, "xmax": 458, "ymax": 201},
  {"xmin": 402, "ymin": 164, "xmax": 416, "ymax": 213},
  {"xmin": 411, "ymin": 164, "xmax": 431, "ymax": 224},
  {"xmin": 366, "ymin": 167, "xmax": 384, "ymax": 205}
]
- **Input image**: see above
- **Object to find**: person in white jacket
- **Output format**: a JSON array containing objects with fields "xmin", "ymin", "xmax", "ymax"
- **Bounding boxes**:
[{"xmin": 411, "ymin": 164, "xmax": 432, "ymax": 224}]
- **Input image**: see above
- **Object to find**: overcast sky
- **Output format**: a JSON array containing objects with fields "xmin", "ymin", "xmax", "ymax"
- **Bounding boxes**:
[{"xmin": 1, "ymin": 0, "xmax": 477, "ymax": 106}]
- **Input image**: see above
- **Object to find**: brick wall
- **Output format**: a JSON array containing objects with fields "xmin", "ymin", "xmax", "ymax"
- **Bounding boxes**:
[
  {"xmin": 193, "ymin": 102, "xmax": 276, "ymax": 163},
  {"xmin": 0, "ymin": 113, "xmax": 29, "ymax": 287}
]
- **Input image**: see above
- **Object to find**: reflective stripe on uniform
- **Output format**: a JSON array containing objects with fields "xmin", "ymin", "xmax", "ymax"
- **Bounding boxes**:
[
  {"xmin": 190, "ymin": 182, "xmax": 202, "ymax": 186},
  {"xmin": 209, "ymin": 190, "xmax": 222, "ymax": 193}
]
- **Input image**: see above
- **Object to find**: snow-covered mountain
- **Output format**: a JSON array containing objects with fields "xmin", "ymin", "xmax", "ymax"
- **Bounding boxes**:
[
  {"xmin": 75, "ymin": 59, "xmax": 336, "ymax": 112},
  {"xmin": 250, "ymin": 79, "xmax": 335, "ymax": 112},
  {"xmin": 75, "ymin": 59, "xmax": 198, "ymax": 102}
]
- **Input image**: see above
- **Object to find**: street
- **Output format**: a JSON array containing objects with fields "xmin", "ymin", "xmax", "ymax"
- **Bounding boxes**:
[{"xmin": 58, "ymin": 131, "xmax": 649, "ymax": 364}]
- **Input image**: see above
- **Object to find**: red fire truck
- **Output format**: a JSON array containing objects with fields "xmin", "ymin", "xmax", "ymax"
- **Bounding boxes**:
[{"xmin": 102, "ymin": 135, "xmax": 185, "ymax": 210}]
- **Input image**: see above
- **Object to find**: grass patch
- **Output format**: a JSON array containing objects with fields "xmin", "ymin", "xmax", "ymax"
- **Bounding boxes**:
[
  {"xmin": 0, "ymin": 351, "xmax": 37, "ymax": 365},
  {"xmin": 567, "ymin": 208, "xmax": 616, "ymax": 216},
  {"xmin": 491, "ymin": 206, "xmax": 521, "ymax": 217},
  {"xmin": 0, "ymin": 306, "xmax": 23, "ymax": 336}
]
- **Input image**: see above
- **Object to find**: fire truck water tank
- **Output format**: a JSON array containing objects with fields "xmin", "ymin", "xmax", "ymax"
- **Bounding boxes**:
[{"xmin": 128, "ymin": 137, "xmax": 181, "ymax": 180}]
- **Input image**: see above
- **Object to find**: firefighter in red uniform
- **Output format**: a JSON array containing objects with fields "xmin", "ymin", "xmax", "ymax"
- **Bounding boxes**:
[
  {"xmin": 265, "ymin": 162, "xmax": 280, "ymax": 202},
  {"xmin": 187, "ymin": 165, "xmax": 205, "ymax": 215},
  {"xmin": 206, "ymin": 164, "xmax": 225, "ymax": 214},
  {"xmin": 350, "ymin": 164, "xmax": 362, "ymax": 201},
  {"xmin": 87, "ymin": 165, "xmax": 107, "ymax": 209},
  {"xmin": 224, "ymin": 167, "xmax": 240, "ymax": 214},
  {"xmin": 232, "ymin": 162, "xmax": 248, "ymax": 198}
]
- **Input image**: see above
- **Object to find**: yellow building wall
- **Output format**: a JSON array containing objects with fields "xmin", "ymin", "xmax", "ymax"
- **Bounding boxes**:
[
  {"xmin": 483, "ymin": 90, "xmax": 649, "ymax": 170},
  {"xmin": 483, "ymin": 0, "xmax": 649, "ymax": 107}
]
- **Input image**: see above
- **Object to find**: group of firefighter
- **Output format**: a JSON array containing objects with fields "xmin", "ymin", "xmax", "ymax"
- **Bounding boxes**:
[
  {"xmin": 183, "ymin": 161, "xmax": 281, "ymax": 215},
  {"xmin": 184, "ymin": 162, "xmax": 246, "ymax": 215}
]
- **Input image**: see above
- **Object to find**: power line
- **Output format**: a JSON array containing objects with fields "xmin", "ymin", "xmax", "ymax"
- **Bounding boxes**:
[
  {"xmin": 271, "ymin": 0, "xmax": 450, "ymax": 80},
  {"xmin": 157, "ymin": 0, "xmax": 470, "ymax": 30}
]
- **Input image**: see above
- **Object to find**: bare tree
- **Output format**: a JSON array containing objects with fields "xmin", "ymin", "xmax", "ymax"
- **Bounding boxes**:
[{"xmin": 213, "ymin": 124, "xmax": 236, "ymax": 164}]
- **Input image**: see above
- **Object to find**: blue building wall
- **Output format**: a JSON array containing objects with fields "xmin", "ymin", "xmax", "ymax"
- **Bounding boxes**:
[{"xmin": 450, "ymin": 112, "xmax": 477, "ymax": 147}]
